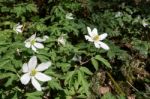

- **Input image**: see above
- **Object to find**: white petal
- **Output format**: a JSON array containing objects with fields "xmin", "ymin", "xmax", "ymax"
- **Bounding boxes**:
[
  {"xmin": 94, "ymin": 42, "xmax": 101, "ymax": 48},
  {"xmin": 35, "ymin": 72, "xmax": 52, "ymax": 82},
  {"xmin": 99, "ymin": 33, "xmax": 108, "ymax": 41},
  {"xmin": 85, "ymin": 35, "xmax": 93, "ymax": 42},
  {"xmin": 43, "ymin": 35, "xmax": 49, "ymax": 39},
  {"xmin": 31, "ymin": 77, "xmax": 42, "ymax": 91},
  {"xmin": 16, "ymin": 29, "xmax": 22, "ymax": 33},
  {"xmin": 87, "ymin": 27, "xmax": 92, "ymax": 37},
  {"xmin": 72, "ymin": 55, "xmax": 82, "ymax": 62},
  {"xmin": 22, "ymin": 63, "xmax": 28, "ymax": 73},
  {"xmin": 36, "ymin": 37, "xmax": 44, "ymax": 42},
  {"xmin": 99, "ymin": 42, "xmax": 109, "ymax": 50},
  {"xmin": 28, "ymin": 56, "xmax": 37, "ymax": 71},
  {"xmin": 36, "ymin": 61, "xmax": 51, "ymax": 71},
  {"xmin": 34, "ymin": 43, "xmax": 44, "ymax": 49},
  {"xmin": 58, "ymin": 36, "xmax": 66, "ymax": 45},
  {"xmin": 29, "ymin": 34, "xmax": 36, "ymax": 40},
  {"xmin": 32, "ymin": 45, "xmax": 37, "ymax": 52},
  {"xmin": 66, "ymin": 16, "xmax": 74, "ymax": 19},
  {"xmin": 20, "ymin": 73, "xmax": 31, "ymax": 85},
  {"xmin": 43, "ymin": 35, "xmax": 49, "ymax": 41},
  {"xmin": 36, "ymin": 35, "xmax": 49, "ymax": 42},
  {"xmin": 66, "ymin": 13, "xmax": 74, "ymax": 19},
  {"xmin": 92, "ymin": 28, "xmax": 98, "ymax": 37},
  {"xmin": 17, "ymin": 25, "xmax": 23, "ymax": 29},
  {"xmin": 25, "ymin": 42, "xmax": 31, "ymax": 48}
]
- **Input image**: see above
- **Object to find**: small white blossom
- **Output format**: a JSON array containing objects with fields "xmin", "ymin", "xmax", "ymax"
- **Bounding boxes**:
[
  {"xmin": 25, "ymin": 34, "xmax": 45, "ymax": 52},
  {"xmin": 66, "ymin": 13, "xmax": 74, "ymax": 19},
  {"xmin": 72, "ymin": 55, "xmax": 82, "ymax": 62},
  {"xmin": 16, "ymin": 48, "xmax": 21, "ymax": 56},
  {"xmin": 36, "ymin": 35, "xmax": 49, "ymax": 42},
  {"xmin": 115, "ymin": 12, "xmax": 122, "ymax": 18},
  {"xmin": 142, "ymin": 19, "xmax": 148, "ymax": 27},
  {"xmin": 43, "ymin": 35, "xmax": 49, "ymax": 40},
  {"xmin": 20, "ymin": 56, "xmax": 52, "ymax": 91},
  {"xmin": 85, "ymin": 27, "xmax": 109, "ymax": 50},
  {"xmin": 13, "ymin": 23, "xmax": 23, "ymax": 34},
  {"xmin": 57, "ymin": 35, "xmax": 66, "ymax": 45}
]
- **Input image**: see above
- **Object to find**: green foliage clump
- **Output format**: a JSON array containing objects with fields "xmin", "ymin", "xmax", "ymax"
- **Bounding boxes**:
[{"xmin": 0, "ymin": 0, "xmax": 150, "ymax": 98}]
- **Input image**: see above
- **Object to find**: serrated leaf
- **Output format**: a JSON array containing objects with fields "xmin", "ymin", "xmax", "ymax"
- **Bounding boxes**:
[
  {"xmin": 26, "ymin": 4, "xmax": 38, "ymax": 13},
  {"xmin": 101, "ymin": 92, "xmax": 116, "ymax": 99},
  {"xmin": 76, "ymin": 94, "xmax": 87, "ymax": 98},
  {"xmin": 0, "ymin": 73, "xmax": 13, "ymax": 79},
  {"xmin": 95, "ymin": 55, "xmax": 111, "ymax": 68},
  {"xmin": 91, "ymin": 58, "xmax": 99, "ymax": 70},
  {"xmin": 78, "ymin": 70, "xmax": 82, "ymax": 84},
  {"xmin": 48, "ymin": 79, "xmax": 62, "ymax": 90},
  {"xmin": 74, "ymin": 80, "xmax": 79, "ymax": 91},
  {"xmin": 80, "ymin": 67, "xmax": 93, "ymax": 75},
  {"xmin": 64, "ymin": 71, "xmax": 75, "ymax": 86},
  {"xmin": 0, "ymin": 60, "xmax": 16, "ymax": 72},
  {"xmin": 26, "ymin": 91, "xmax": 43, "ymax": 99},
  {"xmin": 5, "ymin": 74, "xmax": 17, "ymax": 87}
]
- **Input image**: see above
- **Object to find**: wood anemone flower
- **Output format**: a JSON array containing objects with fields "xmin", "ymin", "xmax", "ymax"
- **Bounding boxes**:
[{"xmin": 85, "ymin": 27, "xmax": 109, "ymax": 50}]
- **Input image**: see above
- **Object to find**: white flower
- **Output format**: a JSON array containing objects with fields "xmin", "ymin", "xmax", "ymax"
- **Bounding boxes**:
[
  {"xmin": 85, "ymin": 27, "xmax": 109, "ymax": 50},
  {"xmin": 20, "ymin": 56, "xmax": 52, "ymax": 91},
  {"xmin": 13, "ymin": 23, "xmax": 23, "ymax": 34},
  {"xmin": 16, "ymin": 48, "xmax": 21, "ymax": 56},
  {"xmin": 72, "ymin": 55, "xmax": 82, "ymax": 62},
  {"xmin": 36, "ymin": 35, "xmax": 49, "ymax": 42},
  {"xmin": 57, "ymin": 35, "xmax": 66, "ymax": 45},
  {"xmin": 25, "ymin": 34, "xmax": 45, "ymax": 52},
  {"xmin": 115, "ymin": 12, "xmax": 122, "ymax": 18},
  {"xmin": 142, "ymin": 19, "xmax": 148, "ymax": 27},
  {"xmin": 66, "ymin": 13, "xmax": 74, "ymax": 19}
]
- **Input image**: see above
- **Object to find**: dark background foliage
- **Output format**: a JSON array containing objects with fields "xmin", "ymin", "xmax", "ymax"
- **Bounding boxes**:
[{"xmin": 0, "ymin": 0, "xmax": 150, "ymax": 98}]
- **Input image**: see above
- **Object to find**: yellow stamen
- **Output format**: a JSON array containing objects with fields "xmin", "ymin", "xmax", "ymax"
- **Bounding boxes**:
[
  {"xmin": 31, "ymin": 39, "xmax": 35, "ymax": 45},
  {"xmin": 93, "ymin": 35, "xmax": 100, "ymax": 41},
  {"xmin": 30, "ymin": 69, "xmax": 37, "ymax": 76}
]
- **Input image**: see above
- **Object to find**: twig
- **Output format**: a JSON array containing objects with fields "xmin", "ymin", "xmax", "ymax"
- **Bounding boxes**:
[
  {"xmin": 80, "ymin": 58, "xmax": 91, "ymax": 65},
  {"xmin": 127, "ymin": 81, "xmax": 139, "ymax": 92}
]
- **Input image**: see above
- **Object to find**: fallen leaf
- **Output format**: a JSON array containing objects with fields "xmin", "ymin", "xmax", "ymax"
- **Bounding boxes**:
[{"xmin": 99, "ymin": 86, "xmax": 110, "ymax": 95}]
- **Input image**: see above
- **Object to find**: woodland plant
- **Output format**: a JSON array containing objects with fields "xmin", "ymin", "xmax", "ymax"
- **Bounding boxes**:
[
  {"xmin": 20, "ymin": 56, "xmax": 52, "ymax": 91},
  {"xmin": 13, "ymin": 23, "xmax": 23, "ymax": 34},
  {"xmin": 0, "ymin": 0, "xmax": 150, "ymax": 99}
]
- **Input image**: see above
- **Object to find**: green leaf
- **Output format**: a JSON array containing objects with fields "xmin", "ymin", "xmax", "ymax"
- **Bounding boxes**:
[
  {"xmin": 5, "ymin": 74, "xmax": 17, "ymax": 87},
  {"xmin": 25, "ymin": 91, "xmax": 43, "ymax": 99},
  {"xmin": 0, "ymin": 73, "xmax": 13, "ymax": 79},
  {"xmin": 76, "ymin": 94, "xmax": 87, "ymax": 98},
  {"xmin": 48, "ymin": 79, "xmax": 62, "ymax": 90},
  {"xmin": 117, "ymin": 95, "xmax": 126, "ymax": 99},
  {"xmin": 80, "ymin": 67, "xmax": 93, "ymax": 75},
  {"xmin": 91, "ymin": 58, "xmax": 99, "ymax": 70},
  {"xmin": 78, "ymin": 70, "xmax": 82, "ymax": 84},
  {"xmin": 12, "ymin": 92, "xmax": 18, "ymax": 99},
  {"xmin": 64, "ymin": 71, "xmax": 75, "ymax": 86},
  {"xmin": 101, "ymin": 92, "xmax": 116, "ymax": 99},
  {"xmin": 95, "ymin": 55, "xmax": 111, "ymax": 68},
  {"xmin": 26, "ymin": 4, "xmax": 38, "ymax": 13},
  {"xmin": 56, "ymin": 63, "xmax": 71, "ymax": 72},
  {"xmin": 74, "ymin": 80, "xmax": 79, "ymax": 91},
  {"xmin": 0, "ymin": 59, "xmax": 16, "ymax": 72}
]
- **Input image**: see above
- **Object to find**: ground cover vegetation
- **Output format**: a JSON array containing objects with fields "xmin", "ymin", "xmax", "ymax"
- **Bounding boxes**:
[{"xmin": 0, "ymin": 0, "xmax": 150, "ymax": 98}]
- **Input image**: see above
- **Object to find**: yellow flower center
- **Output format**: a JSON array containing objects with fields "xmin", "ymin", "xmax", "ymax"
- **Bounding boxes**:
[
  {"xmin": 30, "ymin": 69, "xmax": 37, "ymax": 76},
  {"xmin": 31, "ymin": 39, "xmax": 35, "ymax": 45},
  {"xmin": 93, "ymin": 35, "xmax": 100, "ymax": 41}
]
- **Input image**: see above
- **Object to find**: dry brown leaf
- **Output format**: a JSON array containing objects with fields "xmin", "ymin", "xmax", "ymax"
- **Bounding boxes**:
[
  {"xmin": 127, "ymin": 94, "xmax": 136, "ymax": 99},
  {"xmin": 99, "ymin": 86, "xmax": 110, "ymax": 95}
]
